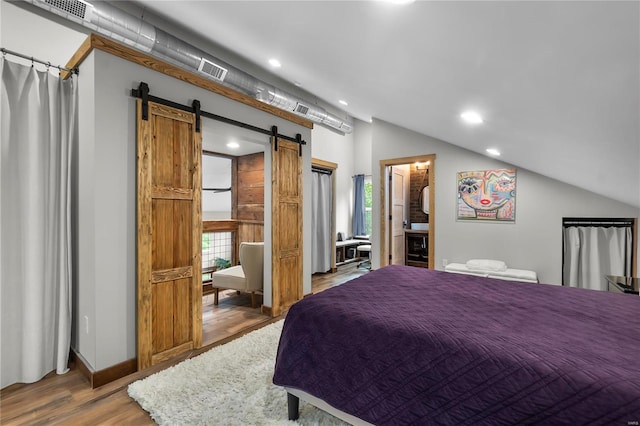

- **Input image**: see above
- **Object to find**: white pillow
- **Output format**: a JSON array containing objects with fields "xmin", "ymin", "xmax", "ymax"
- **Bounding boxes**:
[{"xmin": 466, "ymin": 259, "xmax": 508, "ymax": 272}]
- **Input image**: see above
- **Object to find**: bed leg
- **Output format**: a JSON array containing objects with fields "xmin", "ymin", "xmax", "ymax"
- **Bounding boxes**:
[{"xmin": 287, "ymin": 392, "xmax": 300, "ymax": 420}]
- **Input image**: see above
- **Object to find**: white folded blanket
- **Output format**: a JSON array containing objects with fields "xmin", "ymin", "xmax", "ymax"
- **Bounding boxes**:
[
  {"xmin": 445, "ymin": 263, "xmax": 538, "ymax": 283},
  {"xmin": 466, "ymin": 259, "xmax": 508, "ymax": 272}
]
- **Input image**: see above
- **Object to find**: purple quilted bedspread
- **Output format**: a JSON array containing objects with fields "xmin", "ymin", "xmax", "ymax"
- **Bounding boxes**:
[{"xmin": 273, "ymin": 265, "xmax": 640, "ymax": 425}]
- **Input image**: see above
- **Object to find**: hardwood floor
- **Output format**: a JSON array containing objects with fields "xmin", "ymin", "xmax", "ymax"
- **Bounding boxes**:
[
  {"xmin": 202, "ymin": 289, "xmax": 270, "ymax": 346},
  {"xmin": 0, "ymin": 264, "xmax": 366, "ymax": 425}
]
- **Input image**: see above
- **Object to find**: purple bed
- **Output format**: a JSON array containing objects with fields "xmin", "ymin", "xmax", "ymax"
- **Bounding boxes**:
[{"xmin": 273, "ymin": 265, "xmax": 640, "ymax": 425}]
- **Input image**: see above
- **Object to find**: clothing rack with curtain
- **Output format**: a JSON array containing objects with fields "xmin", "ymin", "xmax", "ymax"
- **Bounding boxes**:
[
  {"xmin": 311, "ymin": 167, "xmax": 333, "ymax": 273},
  {"xmin": 1, "ymin": 50, "xmax": 78, "ymax": 388},
  {"xmin": 562, "ymin": 218, "xmax": 636, "ymax": 291}
]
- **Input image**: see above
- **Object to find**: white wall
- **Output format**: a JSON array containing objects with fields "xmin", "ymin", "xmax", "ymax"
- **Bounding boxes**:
[
  {"xmin": 1, "ymin": 1, "xmax": 87, "ymax": 68},
  {"xmin": 353, "ymin": 119, "xmax": 373, "ymax": 176},
  {"xmin": 311, "ymin": 125, "xmax": 355, "ymax": 237},
  {"xmin": 370, "ymin": 118, "xmax": 640, "ymax": 285}
]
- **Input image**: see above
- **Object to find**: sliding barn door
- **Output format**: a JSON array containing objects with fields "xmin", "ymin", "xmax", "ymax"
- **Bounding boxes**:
[
  {"xmin": 137, "ymin": 100, "xmax": 202, "ymax": 369},
  {"xmin": 271, "ymin": 137, "xmax": 303, "ymax": 316}
]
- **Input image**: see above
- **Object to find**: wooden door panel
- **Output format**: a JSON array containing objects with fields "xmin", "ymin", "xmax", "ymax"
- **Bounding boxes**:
[
  {"xmin": 271, "ymin": 138, "xmax": 302, "ymax": 316},
  {"xmin": 152, "ymin": 200, "xmax": 175, "ymax": 270},
  {"xmin": 172, "ymin": 201, "xmax": 193, "ymax": 266},
  {"xmin": 152, "ymin": 116, "xmax": 175, "ymax": 187},
  {"xmin": 278, "ymin": 147, "xmax": 300, "ymax": 198},
  {"xmin": 173, "ymin": 278, "xmax": 192, "ymax": 345},
  {"xmin": 138, "ymin": 100, "xmax": 202, "ymax": 370},
  {"xmin": 278, "ymin": 255, "xmax": 300, "ymax": 308},
  {"xmin": 152, "ymin": 281, "xmax": 175, "ymax": 353},
  {"xmin": 279, "ymin": 203, "xmax": 300, "ymax": 251},
  {"xmin": 152, "ymin": 116, "xmax": 194, "ymax": 189}
]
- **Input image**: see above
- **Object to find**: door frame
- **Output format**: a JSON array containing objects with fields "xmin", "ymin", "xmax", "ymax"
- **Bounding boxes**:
[
  {"xmin": 311, "ymin": 158, "xmax": 338, "ymax": 272},
  {"xmin": 379, "ymin": 154, "xmax": 435, "ymax": 269}
]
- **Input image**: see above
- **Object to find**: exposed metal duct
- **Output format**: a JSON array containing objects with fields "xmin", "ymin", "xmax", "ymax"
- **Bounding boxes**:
[{"xmin": 29, "ymin": 0, "xmax": 354, "ymax": 133}]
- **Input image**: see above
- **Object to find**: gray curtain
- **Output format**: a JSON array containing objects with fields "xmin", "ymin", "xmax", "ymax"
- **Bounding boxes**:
[
  {"xmin": 312, "ymin": 171, "xmax": 332, "ymax": 273},
  {"xmin": 353, "ymin": 174, "xmax": 366, "ymax": 236},
  {"xmin": 1, "ymin": 59, "xmax": 76, "ymax": 387},
  {"xmin": 563, "ymin": 226, "xmax": 632, "ymax": 291}
]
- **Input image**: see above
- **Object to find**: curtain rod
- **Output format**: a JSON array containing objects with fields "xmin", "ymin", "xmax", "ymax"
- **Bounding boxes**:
[
  {"xmin": 1, "ymin": 47, "xmax": 78, "ymax": 75},
  {"xmin": 563, "ymin": 218, "xmax": 634, "ymax": 227},
  {"xmin": 312, "ymin": 167, "xmax": 332, "ymax": 175}
]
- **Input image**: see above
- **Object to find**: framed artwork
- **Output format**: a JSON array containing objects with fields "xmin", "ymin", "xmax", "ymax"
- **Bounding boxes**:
[{"xmin": 457, "ymin": 169, "xmax": 516, "ymax": 222}]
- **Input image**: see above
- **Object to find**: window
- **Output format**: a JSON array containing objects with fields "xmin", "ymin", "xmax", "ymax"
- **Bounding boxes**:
[
  {"xmin": 364, "ymin": 177, "xmax": 373, "ymax": 236},
  {"xmin": 202, "ymin": 154, "xmax": 232, "ymax": 220},
  {"xmin": 202, "ymin": 231, "xmax": 233, "ymax": 270}
]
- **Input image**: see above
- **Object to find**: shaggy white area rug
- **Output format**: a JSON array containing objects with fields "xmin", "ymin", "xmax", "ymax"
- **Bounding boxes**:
[{"xmin": 128, "ymin": 321, "xmax": 348, "ymax": 425}]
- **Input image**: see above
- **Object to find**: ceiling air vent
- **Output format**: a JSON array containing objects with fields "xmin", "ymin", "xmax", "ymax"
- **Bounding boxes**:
[
  {"xmin": 198, "ymin": 58, "xmax": 228, "ymax": 82},
  {"xmin": 294, "ymin": 103, "xmax": 310, "ymax": 115},
  {"xmin": 44, "ymin": 0, "xmax": 87, "ymax": 19}
]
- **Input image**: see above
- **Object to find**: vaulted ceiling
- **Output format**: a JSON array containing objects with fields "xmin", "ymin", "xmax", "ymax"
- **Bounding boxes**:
[{"xmin": 131, "ymin": 0, "xmax": 639, "ymax": 207}]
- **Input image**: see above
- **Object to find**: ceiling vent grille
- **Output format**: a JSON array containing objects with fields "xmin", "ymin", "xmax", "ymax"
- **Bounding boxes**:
[
  {"xmin": 198, "ymin": 58, "xmax": 228, "ymax": 82},
  {"xmin": 45, "ymin": 0, "xmax": 87, "ymax": 19},
  {"xmin": 294, "ymin": 103, "xmax": 310, "ymax": 115}
]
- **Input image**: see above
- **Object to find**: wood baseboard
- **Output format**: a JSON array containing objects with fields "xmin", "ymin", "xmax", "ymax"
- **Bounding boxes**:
[
  {"xmin": 70, "ymin": 349, "xmax": 137, "ymax": 389},
  {"xmin": 261, "ymin": 305, "xmax": 273, "ymax": 317},
  {"xmin": 70, "ymin": 349, "xmax": 92, "ymax": 385}
]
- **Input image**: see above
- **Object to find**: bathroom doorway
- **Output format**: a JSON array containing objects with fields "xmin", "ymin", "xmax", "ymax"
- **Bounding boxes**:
[{"xmin": 380, "ymin": 155, "xmax": 435, "ymax": 269}]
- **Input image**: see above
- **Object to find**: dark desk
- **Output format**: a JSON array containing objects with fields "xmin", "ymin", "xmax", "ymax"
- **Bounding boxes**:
[{"xmin": 606, "ymin": 275, "xmax": 639, "ymax": 295}]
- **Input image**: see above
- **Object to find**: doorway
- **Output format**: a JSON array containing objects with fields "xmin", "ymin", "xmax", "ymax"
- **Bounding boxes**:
[
  {"xmin": 200, "ymin": 119, "xmax": 270, "ymax": 346},
  {"xmin": 379, "ymin": 155, "xmax": 435, "ymax": 269}
]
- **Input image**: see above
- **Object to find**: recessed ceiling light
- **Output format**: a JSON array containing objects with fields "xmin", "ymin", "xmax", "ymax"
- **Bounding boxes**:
[
  {"xmin": 486, "ymin": 148, "xmax": 501, "ymax": 156},
  {"xmin": 293, "ymin": 81, "xmax": 302, "ymax": 87},
  {"xmin": 227, "ymin": 142, "xmax": 240, "ymax": 149},
  {"xmin": 268, "ymin": 58, "xmax": 281, "ymax": 68},
  {"xmin": 339, "ymin": 100, "xmax": 348, "ymax": 106},
  {"xmin": 461, "ymin": 111, "xmax": 483, "ymax": 124},
  {"xmin": 379, "ymin": 0, "xmax": 415, "ymax": 4}
]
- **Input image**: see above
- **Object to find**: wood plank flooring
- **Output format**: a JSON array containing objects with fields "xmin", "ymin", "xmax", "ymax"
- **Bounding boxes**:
[
  {"xmin": 0, "ymin": 264, "xmax": 366, "ymax": 425},
  {"xmin": 202, "ymin": 290, "xmax": 270, "ymax": 346}
]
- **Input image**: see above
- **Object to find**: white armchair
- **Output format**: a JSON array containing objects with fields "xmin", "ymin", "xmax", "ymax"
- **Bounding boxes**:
[{"xmin": 212, "ymin": 242, "xmax": 264, "ymax": 308}]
